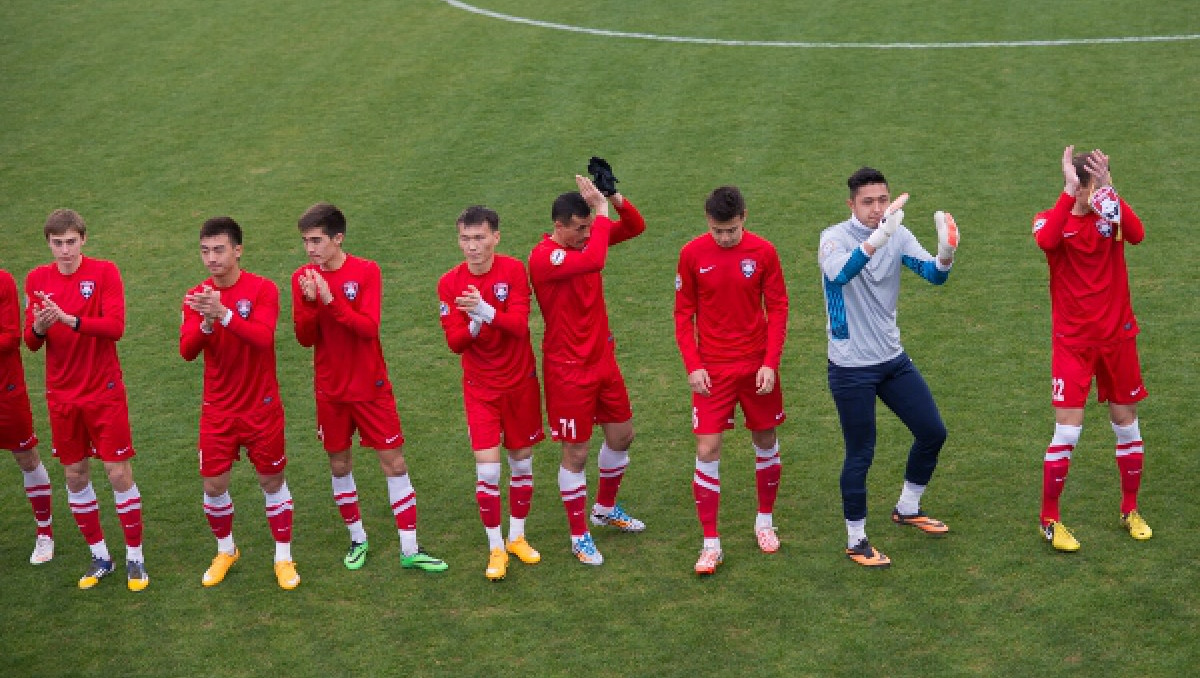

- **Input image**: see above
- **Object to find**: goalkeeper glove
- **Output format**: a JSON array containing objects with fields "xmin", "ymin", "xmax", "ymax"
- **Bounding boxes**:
[
  {"xmin": 1089, "ymin": 185, "xmax": 1121, "ymax": 223},
  {"xmin": 935, "ymin": 211, "xmax": 959, "ymax": 261},
  {"xmin": 865, "ymin": 193, "xmax": 908, "ymax": 250},
  {"xmin": 588, "ymin": 156, "xmax": 619, "ymax": 197},
  {"xmin": 467, "ymin": 299, "xmax": 496, "ymax": 325}
]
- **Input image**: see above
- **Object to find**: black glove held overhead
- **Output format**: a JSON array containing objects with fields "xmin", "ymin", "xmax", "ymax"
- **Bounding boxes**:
[{"xmin": 588, "ymin": 156, "xmax": 618, "ymax": 196}]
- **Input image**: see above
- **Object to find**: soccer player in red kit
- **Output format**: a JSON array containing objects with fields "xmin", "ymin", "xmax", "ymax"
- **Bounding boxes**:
[
  {"xmin": 438, "ymin": 205, "xmax": 545, "ymax": 581},
  {"xmin": 181, "ymin": 217, "xmax": 299, "ymax": 590},
  {"xmin": 1033, "ymin": 146, "xmax": 1152, "ymax": 551},
  {"xmin": 24, "ymin": 209, "xmax": 147, "ymax": 591},
  {"xmin": 529, "ymin": 174, "xmax": 647, "ymax": 566},
  {"xmin": 675, "ymin": 186, "xmax": 788, "ymax": 575},
  {"xmin": 2, "ymin": 267, "xmax": 55, "ymax": 565},
  {"xmin": 292, "ymin": 202, "xmax": 447, "ymax": 573}
]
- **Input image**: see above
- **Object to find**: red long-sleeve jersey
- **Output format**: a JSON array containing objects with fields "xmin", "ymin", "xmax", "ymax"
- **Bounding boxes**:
[
  {"xmin": 1033, "ymin": 192, "xmax": 1145, "ymax": 347},
  {"xmin": 675, "ymin": 230, "xmax": 789, "ymax": 373},
  {"xmin": 437, "ymin": 254, "xmax": 537, "ymax": 390},
  {"xmin": 292, "ymin": 254, "xmax": 392, "ymax": 402},
  {"xmin": 1, "ymin": 270, "xmax": 29, "ymax": 399},
  {"xmin": 180, "ymin": 271, "xmax": 282, "ymax": 414},
  {"xmin": 528, "ymin": 199, "xmax": 645, "ymax": 366},
  {"xmin": 24, "ymin": 256, "xmax": 126, "ymax": 404}
]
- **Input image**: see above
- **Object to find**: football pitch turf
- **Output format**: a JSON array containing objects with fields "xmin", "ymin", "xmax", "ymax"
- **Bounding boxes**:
[{"xmin": 1, "ymin": 2, "xmax": 1197, "ymax": 676}]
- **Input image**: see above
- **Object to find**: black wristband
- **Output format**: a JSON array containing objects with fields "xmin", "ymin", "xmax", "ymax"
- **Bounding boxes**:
[
  {"xmin": 32, "ymin": 327, "xmax": 46, "ymax": 339},
  {"xmin": 72, "ymin": 316, "xmax": 81, "ymax": 331}
]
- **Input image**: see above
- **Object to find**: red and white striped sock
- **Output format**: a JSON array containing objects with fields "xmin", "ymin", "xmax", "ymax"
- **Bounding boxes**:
[
  {"xmin": 387, "ymin": 473, "xmax": 419, "ymax": 555},
  {"xmin": 331, "ymin": 472, "xmax": 367, "ymax": 543},
  {"xmin": 1041, "ymin": 424, "xmax": 1081, "ymax": 525},
  {"xmin": 68, "ymin": 483, "xmax": 109, "ymax": 560},
  {"xmin": 594, "ymin": 443, "xmax": 628, "ymax": 512},
  {"xmin": 263, "ymin": 482, "xmax": 294, "ymax": 562},
  {"xmin": 507, "ymin": 455, "xmax": 534, "ymax": 540},
  {"xmin": 476, "ymin": 462, "xmax": 503, "ymax": 549},
  {"xmin": 22, "ymin": 463, "xmax": 53, "ymax": 538},
  {"xmin": 693, "ymin": 458, "xmax": 720, "ymax": 539},
  {"xmin": 203, "ymin": 491, "xmax": 236, "ymax": 554},
  {"xmin": 753, "ymin": 441, "xmax": 781, "ymax": 518},
  {"xmin": 114, "ymin": 484, "xmax": 144, "ymax": 562},
  {"xmin": 558, "ymin": 466, "xmax": 589, "ymax": 538},
  {"xmin": 1113, "ymin": 419, "xmax": 1145, "ymax": 515}
]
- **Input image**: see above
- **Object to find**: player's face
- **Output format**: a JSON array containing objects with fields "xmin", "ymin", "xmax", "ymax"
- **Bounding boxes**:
[
  {"xmin": 301, "ymin": 228, "xmax": 344, "ymax": 269},
  {"xmin": 457, "ymin": 222, "xmax": 499, "ymax": 270},
  {"xmin": 200, "ymin": 234, "xmax": 242, "ymax": 281},
  {"xmin": 848, "ymin": 183, "xmax": 890, "ymax": 228},
  {"xmin": 47, "ymin": 229, "xmax": 85, "ymax": 271},
  {"xmin": 555, "ymin": 214, "xmax": 594, "ymax": 249},
  {"xmin": 706, "ymin": 214, "xmax": 746, "ymax": 249}
]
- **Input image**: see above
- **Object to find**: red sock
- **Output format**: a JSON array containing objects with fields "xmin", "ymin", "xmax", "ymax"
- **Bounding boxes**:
[
  {"xmin": 693, "ymin": 459, "xmax": 720, "ymax": 539},
  {"xmin": 387, "ymin": 474, "xmax": 417, "ymax": 531},
  {"xmin": 1116, "ymin": 452, "xmax": 1144, "ymax": 514},
  {"xmin": 1041, "ymin": 458, "xmax": 1071, "ymax": 525},
  {"xmin": 23, "ymin": 467, "xmax": 53, "ymax": 538},
  {"xmin": 595, "ymin": 444, "xmax": 627, "ymax": 508},
  {"xmin": 331, "ymin": 473, "xmax": 362, "ymax": 526},
  {"xmin": 476, "ymin": 463, "xmax": 502, "ymax": 529},
  {"xmin": 68, "ymin": 484, "xmax": 105, "ymax": 546},
  {"xmin": 204, "ymin": 492, "xmax": 234, "ymax": 539},
  {"xmin": 264, "ymin": 484, "xmax": 294, "ymax": 544},
  {"xmin": 114, "ymin": 485, "xmax": 144, "ymax": 548},
  {"xmin": 558, "ymin": 466, "xmax": 589, "ymax": 537},
  {"xmin": 754, "ymin": 445, "xmax": 781, "ymax": 515}
]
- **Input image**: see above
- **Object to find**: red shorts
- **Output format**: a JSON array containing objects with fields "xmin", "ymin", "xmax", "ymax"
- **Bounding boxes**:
[
  {"xmin": 543, "ymin": 353, "xmax": 632, "ymax": 443},
  {"xmin": 316, "ymin": 394, "xmax": 404, "ymax": 452},
  {"xmin": 199, "ymin": 403, "xmax": 287, "ymax": 477},
  {"xmin": 1051, "ymin": 338, "xmax": 1147, "ymax": 408},
  {"xmin": 463, "ymin": 375, "xmax": 546, "ymax": 452},
  {"xmin": 47, "ymin": 394, "xmax": 136, "ymax": 465},
  {"xmin": 692, "ymin": 363, "xmax": 786, "ymax": 435},
  {"xmin": 0, "ymin": 390, "xmax": 38, "ymax": 452}
]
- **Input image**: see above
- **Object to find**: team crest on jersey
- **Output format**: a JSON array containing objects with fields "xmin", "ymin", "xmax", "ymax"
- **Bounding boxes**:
[
  {"xmin": 1095, "ymin": 219, "xmax": 1113, "ymax": 238},
  {"xmin": 1032, "ymin": 218, "xmax": 1047, "ymax": 234},
  {"xmin": 439, "ymin": 301, "xmax": 449, "ymax": 317},
  {"xmin": 740, "ymin": 259, "xmax": 756, "ymax": 278},
  {"xmin": 236, "ymin": 299, "xmax": 252, "ymax": 318},
  {"xmin": 343, "ymin": 281, "xmax": 359, "ymax": 301},
  {"xmin": 550, "ymin": 249, "xmax": 566, "ymax": 266},
  {"xmin": 79, "ymin": 280, "xmax": 95, "ymax": 299},
  {"xmin": 674, "ymin": 274, "xmax": 682, "ymax": 291},
  {"xmin": 494, "ymin": 282, "xmax": 509, "ymax": 302}
]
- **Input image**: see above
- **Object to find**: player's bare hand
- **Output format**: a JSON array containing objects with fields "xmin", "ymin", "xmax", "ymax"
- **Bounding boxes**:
[
  {"xmin": 298, "ymin": 271, "xmax": 317, "ymax": 302},
  {"xmin": 755, "ymin": 366, "xmax": 776, "ymax": 395},
  {"xmin": 308, "ymin": 269, "xmax": 334, "ymax": 305},
  {"xmin": 31, "ymin": 302, "xmax": 57, "ymax": 334},
  {"xmin": 609, "ymin": 192, "xmax": 625, "ymax": 209},
  {"xmin": 688, "ymin": 368, "xmax": 712, "ymax": 396},
  {"xmin": 187, "ymin": 287, "xmax": 225, "ymax": 320},
  {"xmin": 576, "ymin": 175, "xmax": 610, "ymax": 217},
  {"xmin": 1084, "ymin": 149, "xmax": 1112, "ymax": 187},
  {"xmin": 454, "ymin": 285, "xmax": 483, "ymax": 313},
  {"xmin": 34, "ymin": 293, "xmax": 72, "ymax": 326},
  {"xmin": 1061, "ymin": 145, "xmax": 1081, "ymax": 196}
]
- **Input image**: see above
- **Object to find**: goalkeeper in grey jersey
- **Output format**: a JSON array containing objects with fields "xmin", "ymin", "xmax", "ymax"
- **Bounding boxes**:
[{"xmin": 817, "ymin": 166, "xmax": 960, "ymax": 568}]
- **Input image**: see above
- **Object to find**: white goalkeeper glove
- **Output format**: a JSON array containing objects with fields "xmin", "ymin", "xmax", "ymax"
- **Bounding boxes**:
[
  {"xmin": 468, "ymin": 318, "xmax": 482, "ymax": 337},
  {"xmin": 467, "ymin": 299, "xmax": 496, "ymax": 325},
  {"xmin": 865, "ymin": 193, "xmax": 909, "ymax": 251},
  {"xmin": 935, "ymin": 211, "xmax": 959, "ymax": 261}
]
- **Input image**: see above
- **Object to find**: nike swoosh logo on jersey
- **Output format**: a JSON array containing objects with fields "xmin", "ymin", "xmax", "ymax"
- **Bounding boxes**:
[
  {"xmin": 1063, "ymin": 231, "xmax": 1078, "ymax": 238},
  {"xmin": 699, "ymin": 266, "xmax": 715, "ymax": 273},
  {"xmin": 1130, "ymin": 386, "xmax": 1144, "ymax": 397},
  {"xmin": 385, "ymin": 434, "xmax": 401, "ymax": 444}
]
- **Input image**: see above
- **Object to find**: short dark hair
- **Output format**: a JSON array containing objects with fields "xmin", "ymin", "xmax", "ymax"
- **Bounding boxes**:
[
  {"xmin": 199, "ymin": 216, "xmax": 243, "ymax": 246},
  {"xmin": 847, "ymin": 167, "xmax": 888, "ymax": 197},
  {"xmin": 298, "ymin": 202, "xmax": 347, "ymax": 237},
  {"xmin": 551, "ymin": 192, "xmax": 591, "ymax": 225},
  {"xmin": 704, "ymin": 186, "xmax": 746, "ymax": 222},
  {"xmin": 44, "ymin": 208, "xmax": 86, "ymax": 239},
  {"xmin": 457, "ymin": 205, "xmax": 500, "ymax": 231},
  {"xmin": 1072, "ymin": 152, "xmax": 1101, "ymax": 190}
]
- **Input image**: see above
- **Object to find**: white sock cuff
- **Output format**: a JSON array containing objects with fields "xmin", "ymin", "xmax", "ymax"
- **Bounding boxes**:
[
  {"xmin": 68, "ymin": 483, "xmax": 98, "ymax": 504},
  {"xmin": 205, "ymin": 491, "xmax": 233, "ymax": 508},
  {"xmin": 507, "ymin": 455, "xmax": 533, "ymax": 476},
  {"xmin": 331, "ymin": 472, "xmax": 357, "ymax": 494},
  {"xmin": 113, "ymin": 483, "xmax": 141, "ymax": 504},
  {"xmin": 387, "ymin": 473, "xmax": 414, "ymax": 501},
  {"xmin": 1051, "ymin": 423, "xmax": 1083, "ymax": 447},
  {"xmin": 752, "ymin": 440, "xmax": 780, "ymax": 458},
  {"xmin": 476, "ymin": 462, "xmax": 502, "ymax": 485},
  {"xmin": 264, "ymin": 481, "xmax": 292, "ymax": 504},
  {"xmin": 22, "ymin": 463, "xmax": 51, "ymax": 487},
  {"xmin": 1112, "ymin": 419, "xmax": 1141, "ymax": 444},
  {"xmin": 557, "ymin": 465, "xmax": 586, "ymax": 489},
  {"xmin": 695, "ymin": 458, "xmax": 720, "ymax": 478},
  {"xmin": 598, "ymin": 443, "xmax": 629, "ymax": 468}
]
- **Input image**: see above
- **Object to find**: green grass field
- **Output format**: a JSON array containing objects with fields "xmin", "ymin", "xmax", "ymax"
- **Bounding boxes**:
[{"xmin": 2, "ymin": 2, "xmax": 1198, "ymax": 676}]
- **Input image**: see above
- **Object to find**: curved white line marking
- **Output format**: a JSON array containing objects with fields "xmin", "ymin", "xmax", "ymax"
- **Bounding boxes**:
[{"xmin": 442, "ymin": 0, "xmax": 1200, "ymax": 49}]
